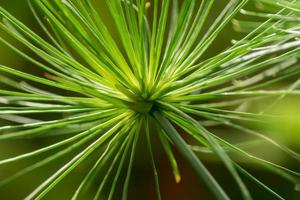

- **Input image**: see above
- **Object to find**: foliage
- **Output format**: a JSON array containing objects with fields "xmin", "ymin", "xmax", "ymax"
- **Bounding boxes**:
[{"xmin": 0, "ymin": 0, "xmax": 299, "ymax": 199}]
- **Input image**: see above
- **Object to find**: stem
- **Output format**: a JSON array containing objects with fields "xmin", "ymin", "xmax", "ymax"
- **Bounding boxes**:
[{"xmin": 153, "ymin": 111, "xmax": 229, "ymax": 200}]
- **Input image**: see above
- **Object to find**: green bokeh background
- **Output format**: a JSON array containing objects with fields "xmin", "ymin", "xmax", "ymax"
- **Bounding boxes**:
[{"xmin": 0, "ymin": 1, "xmax": 299, "ymax": 199}]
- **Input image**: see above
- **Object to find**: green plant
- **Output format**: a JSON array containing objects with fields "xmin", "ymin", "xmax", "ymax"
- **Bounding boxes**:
[{"xmin": 0, "ymin": 0, "xmax": 299, "ymax": 199}]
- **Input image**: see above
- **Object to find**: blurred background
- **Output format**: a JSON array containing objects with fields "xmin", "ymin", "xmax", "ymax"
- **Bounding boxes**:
[{"xmin": 0, "ymin": 0, "xmax": 299, "ymax": 199}]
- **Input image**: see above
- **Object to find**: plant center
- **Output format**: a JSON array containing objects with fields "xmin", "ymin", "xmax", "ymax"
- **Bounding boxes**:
[{"xmin": 129, "ymin": 100, "xmax": 154, "ymax": 114}]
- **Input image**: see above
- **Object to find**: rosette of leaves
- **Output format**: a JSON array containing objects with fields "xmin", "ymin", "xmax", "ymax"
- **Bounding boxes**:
[{"xmin": 0, "ymin": 0, "xmax": 299, "ymax": 199}]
